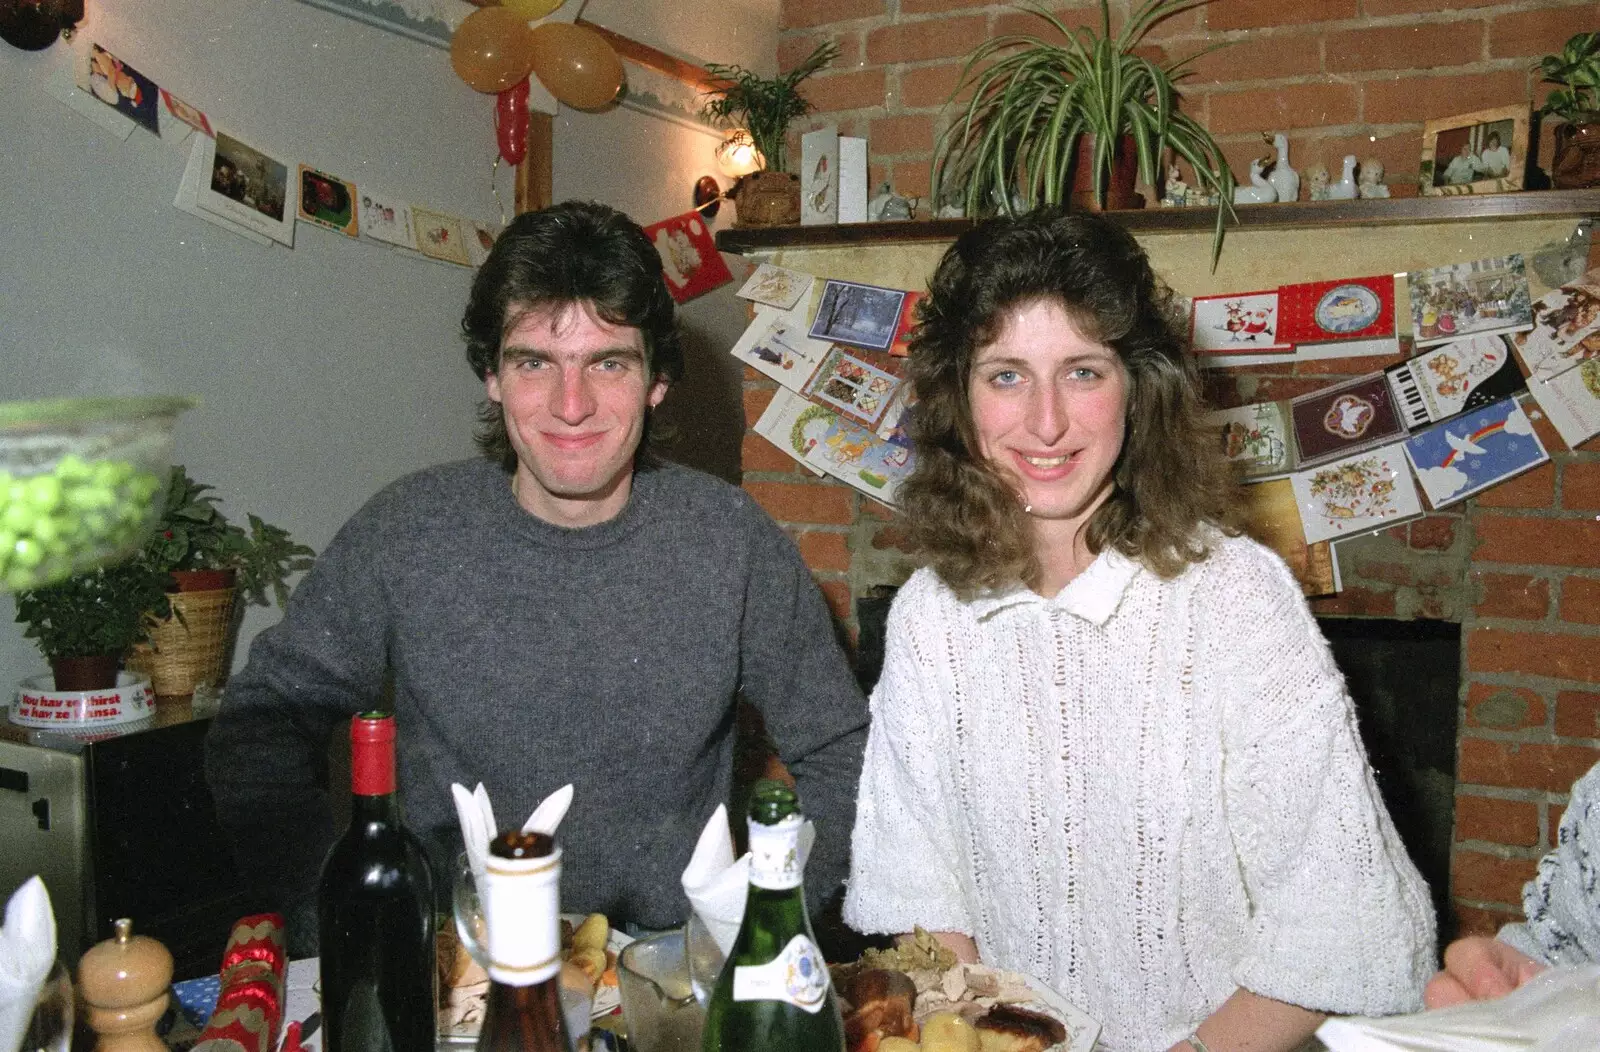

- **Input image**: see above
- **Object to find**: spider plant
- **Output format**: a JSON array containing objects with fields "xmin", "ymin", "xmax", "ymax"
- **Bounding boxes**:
[
  {"xmin": 1536, "ymin": 31, "xmax": 1600, "ymax": 124},
  {"xmin": 701, "ymin": 42, "xmax": 840, "ymax": 174},
  {"xmin": 933, "ymin": 0, "xmax": 1236, "ymax": 265}
]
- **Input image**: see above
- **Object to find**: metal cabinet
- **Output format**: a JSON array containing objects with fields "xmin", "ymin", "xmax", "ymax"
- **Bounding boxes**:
[{"xmin": 0, "ymin": 705, "xmax": 256, "ymax": 978}]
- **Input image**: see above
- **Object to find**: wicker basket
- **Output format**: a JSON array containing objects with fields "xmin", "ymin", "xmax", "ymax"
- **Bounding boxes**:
[{"xmin": 126, "ymin": 586, "xmax": 236, "ymax": 698}]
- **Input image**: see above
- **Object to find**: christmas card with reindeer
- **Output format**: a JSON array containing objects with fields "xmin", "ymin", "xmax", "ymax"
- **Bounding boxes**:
[
  {"xmin": 1403, "ymin": 397, "xmax": 1549, "ymax": 509},
  {"xmin": 1189, "ymin": 291, "xmax": 1291, "ymax": 354}
]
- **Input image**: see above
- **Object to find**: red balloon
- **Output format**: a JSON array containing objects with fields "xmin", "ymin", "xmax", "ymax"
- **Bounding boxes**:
[{"xmin": 496, "ymin": 78, "xmax": 530, "ymax": 166}]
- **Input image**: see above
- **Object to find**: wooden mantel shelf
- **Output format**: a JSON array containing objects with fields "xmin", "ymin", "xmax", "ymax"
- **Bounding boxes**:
[{"xmin": 714, "ymin": 189, "xmax": 1600, "ymax": 254}]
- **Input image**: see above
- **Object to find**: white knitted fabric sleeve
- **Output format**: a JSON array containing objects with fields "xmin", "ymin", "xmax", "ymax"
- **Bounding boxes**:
[
  {"xmin": 1208, "ymin": 542, "xmax": 1435, "ymax": 1015},
  {"xmin": 1497, "ymin": 759, "xmax": 1600, "ymax": 966},
  {"xmin": 844, "ymin": 572, "xmax": 975, "ymax": 936}
]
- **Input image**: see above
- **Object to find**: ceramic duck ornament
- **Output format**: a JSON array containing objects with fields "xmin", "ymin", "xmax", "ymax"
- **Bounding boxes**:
[
  {"xmin": 1326, "ymin": 154, "xmax": 1359, "ymax": 200},
  {"xmin": 1267, "ymin": 133, "xmax": 1299, "ymax": 202},
  {"xmin": 1232, "ymin": 158, "xmax": 1277, "ymax": 204}
]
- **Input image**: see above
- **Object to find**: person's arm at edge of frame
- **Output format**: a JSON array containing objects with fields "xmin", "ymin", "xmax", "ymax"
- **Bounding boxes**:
[
  {"xmin": 203, "ymin": 508, "xmax": 391, "ymax": 956},
  {"xmin": 733, "ymin": 500, "xmax": 869, "ymax": 925},
  {"xmin": 1425, "ymin": 758, "xmax": 1600, "ymax": 1008}
]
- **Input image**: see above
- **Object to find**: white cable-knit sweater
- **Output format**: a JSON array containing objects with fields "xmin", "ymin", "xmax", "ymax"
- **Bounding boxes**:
[{"xmin": 844, "ymin": 535, "xmax": 1436, "ymax": 1052}]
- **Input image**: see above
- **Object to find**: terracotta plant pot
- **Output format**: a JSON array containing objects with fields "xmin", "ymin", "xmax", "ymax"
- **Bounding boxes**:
[
  {"xmin": 1552, "ymin": 116, "xmax": 1600, "ymax": 189},
  {"xmin": 733, "ymin": 171, "xmax": 802, "ymax": 228},
  {"xmin": 1068, "ymin": 134, "xmax": 1146, "ymax": 212},
  {"xmin": 169, "ymin": 568, "xmax": 236, "ymax": 592},
  {"xmin": 50, "ymin": 654, "xmax": 121, "ymax": 692}
]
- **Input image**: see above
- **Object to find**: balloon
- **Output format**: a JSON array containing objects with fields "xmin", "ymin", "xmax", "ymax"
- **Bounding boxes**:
[
  {"xmin": 496, "ymin": 78, "xmax": 531, "ymax": 166},
  {"xmin": 450, "ymin": 7, "xmax": 537, "ymax": 94},
  {"xmin": 527, "ymin": 23, "xmax": 624, "ymax": 111},
  {"xmin": 502, "ymin": 0, "xmax": 564, "ymax": 19}
]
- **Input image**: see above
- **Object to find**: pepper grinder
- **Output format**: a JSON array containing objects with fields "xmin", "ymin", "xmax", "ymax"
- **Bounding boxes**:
[{"xmin": 76, "ymin": 918, "xmax": 173, "ymax": 1052}]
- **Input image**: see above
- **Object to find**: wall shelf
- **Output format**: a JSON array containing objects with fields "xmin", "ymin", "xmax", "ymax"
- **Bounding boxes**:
[{"xmin": 714, "ymin": 189, "xmax": 1600, "ymax": 253}]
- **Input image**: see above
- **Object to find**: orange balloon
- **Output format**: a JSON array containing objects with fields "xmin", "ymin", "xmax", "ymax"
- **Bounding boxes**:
[
  {"xmin": 502, "ymin": 0, "xmax": 563, "ymax": 19},
  {"xmin": 527, "ymin": 23, "xmax": 624, "ymax": 111},
  {"xmin": 450, "ymin": 7, "xmax": 537, "ymax": 94}
]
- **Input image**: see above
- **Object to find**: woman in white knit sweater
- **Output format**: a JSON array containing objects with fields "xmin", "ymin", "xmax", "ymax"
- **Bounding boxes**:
[{"xmin": 843, "ymin": 210, "xmax": 1436, "ymax": 1052}]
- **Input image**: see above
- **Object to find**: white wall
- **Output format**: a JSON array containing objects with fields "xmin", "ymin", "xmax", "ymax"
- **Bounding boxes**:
[
  {"xmin": 556, "ymin": 0, "xmax": 779, "ymax": 483},
  {"xmin": 1, "ymin": 0, "xmax": 779, "ymax": 687}
]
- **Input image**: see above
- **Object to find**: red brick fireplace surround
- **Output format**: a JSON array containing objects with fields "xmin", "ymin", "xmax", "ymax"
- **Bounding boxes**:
[{"xmin": 728, "ymin": 0, "xmax": 1600, "ymax": 942}]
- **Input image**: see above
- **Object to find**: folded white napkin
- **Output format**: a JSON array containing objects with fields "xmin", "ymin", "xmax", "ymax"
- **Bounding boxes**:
[
  {"xmin": 0, "ymin": 877, "xmax": 58, "ymax": 1052},
  {"xmin": 451, "ymin": 782, "xmax": 574, "ymax": 888},
  {"xmin": 1317, "ymin": 964, "xmax": 1600, "ymax": 1052},
  {"xmin": 680, "ymin": 804, "xmax": 814, "ymax": 956}
]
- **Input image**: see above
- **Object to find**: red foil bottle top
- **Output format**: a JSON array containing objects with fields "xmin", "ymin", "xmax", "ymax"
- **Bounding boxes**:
[{"xmin": 350, "ymin": 713, "xmax": 396, "ymax": 796}]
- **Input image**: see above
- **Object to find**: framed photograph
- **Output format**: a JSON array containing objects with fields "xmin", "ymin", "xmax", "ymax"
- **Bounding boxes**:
[
  {"xmin": 1419, "ymin": 104, "xmax": 1529, "ymax": 196},
  {"xmin": 808, "ymin": 279, "xmax": 909, "ymax": 352}
]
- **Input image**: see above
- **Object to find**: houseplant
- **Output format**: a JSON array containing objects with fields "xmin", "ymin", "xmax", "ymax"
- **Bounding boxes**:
[
  {"xmin": 128, "ymin": 466, "xmax": 314, "ymax": 696},
  {"xmin": 933, "ymin": 0, "xmax": 1236, "ymax": 264},
  {"xmin": 701, "ymin": 42, "xmax": 839, "ymax": 227},
  {"xmin": 15, "ymin": 561, "xmax": 173, "ymax": 690},
  {"xmin": 1536, "ymin": 30, "xmax": 1600, "ymax": 189}
]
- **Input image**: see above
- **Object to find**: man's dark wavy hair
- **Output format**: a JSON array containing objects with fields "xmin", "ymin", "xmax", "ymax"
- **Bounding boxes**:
[
  {"xmin": 902, "ymin": 208, "xmax": 1237, "ymax": 597},
  {"xmin": 462, "ymin": 200, "xmax": 684, "ymax": 471}
]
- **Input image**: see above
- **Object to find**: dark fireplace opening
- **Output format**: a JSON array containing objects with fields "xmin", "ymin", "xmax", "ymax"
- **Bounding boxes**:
[{"xmin": 1318, "ymin": 616, "xmax": 1461, "ymax": 947}]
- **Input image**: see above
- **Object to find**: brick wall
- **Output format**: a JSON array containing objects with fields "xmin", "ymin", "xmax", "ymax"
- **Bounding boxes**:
[
  {"xmin": 1199, "ymin": 329, "xmax": 1600, "ymax": 938},
  {"xmin": 780, "ymin": 0, "xmax": 1593, "ymax": 199},
  {"xmin": 746, "ymin": 0, "xmax": 1600, "ymax": 940}
]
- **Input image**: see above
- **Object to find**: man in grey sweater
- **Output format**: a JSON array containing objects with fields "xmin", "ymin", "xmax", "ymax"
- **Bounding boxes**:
[{"xmin": 204, "ymin": 201, "xmax": 869, "ymax": 955}]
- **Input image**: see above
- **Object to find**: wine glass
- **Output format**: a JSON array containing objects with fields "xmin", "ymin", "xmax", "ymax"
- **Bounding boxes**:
[
  {"xmin": 682, "ymin": 912, "xmax": 726, "ymax": 1007},
  {"xmin": 452, "ymin": 851, "xmax": 489, "ymax": 968}
]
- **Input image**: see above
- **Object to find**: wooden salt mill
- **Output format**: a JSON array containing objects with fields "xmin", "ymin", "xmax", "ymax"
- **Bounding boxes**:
[{"xmin": 77, "ymin": 918, "xmax": 172, "ymax": 1052}]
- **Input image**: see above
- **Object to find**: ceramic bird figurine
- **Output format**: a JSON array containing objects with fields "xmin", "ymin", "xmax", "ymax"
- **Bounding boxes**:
[
  {"xmin": 1232, "ymin": 157, "xmax": 1277, "ymax": 204},
  {"xmin": 1326, "ymin": 154, "xmax": 1359, "ymax": 200},
  {"xmin": 1266, "ymin": 132, "xmax": 1300, "ymax": 202}
]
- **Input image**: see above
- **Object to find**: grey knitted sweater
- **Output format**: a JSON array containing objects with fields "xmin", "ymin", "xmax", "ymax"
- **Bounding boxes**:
[{"xmin": 204, "ymin": 458, "xmax": 869, "ymax": 952}]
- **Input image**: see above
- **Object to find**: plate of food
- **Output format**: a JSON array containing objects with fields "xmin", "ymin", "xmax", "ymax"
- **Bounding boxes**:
[
  {"xmin": 437, "ymin": 912, "xmax": 633, "ymax": 1044},
  {"xmin": 831, "ymin": 929, "xmax": 1100, "ymax": 1052}
]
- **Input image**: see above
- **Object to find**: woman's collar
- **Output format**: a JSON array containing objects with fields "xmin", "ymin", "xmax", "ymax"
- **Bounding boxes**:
[{"xmin": 966, "ymin": 547, "xmax": 1140, "ymax": 626}]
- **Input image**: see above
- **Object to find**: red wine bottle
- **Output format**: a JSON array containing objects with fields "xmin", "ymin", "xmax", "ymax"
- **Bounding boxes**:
[
  {"xmin": 476, "ymin": 830, "xmax": 573, "ymax": 1052},
  {"xmin": 318, "ymin": 712, "xmax": 438, "ymax": 1052}
]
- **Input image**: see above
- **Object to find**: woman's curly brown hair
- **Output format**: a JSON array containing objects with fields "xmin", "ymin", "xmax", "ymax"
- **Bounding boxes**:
[{"xmin": 901, "ymin": 208, "xmax": 1237, "ymax": 597}]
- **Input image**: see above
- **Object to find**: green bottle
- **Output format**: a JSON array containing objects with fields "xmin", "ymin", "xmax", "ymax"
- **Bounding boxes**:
[{"xmin": 700, "ymin": 781, "xmax": 845, "ymax": 1052}]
